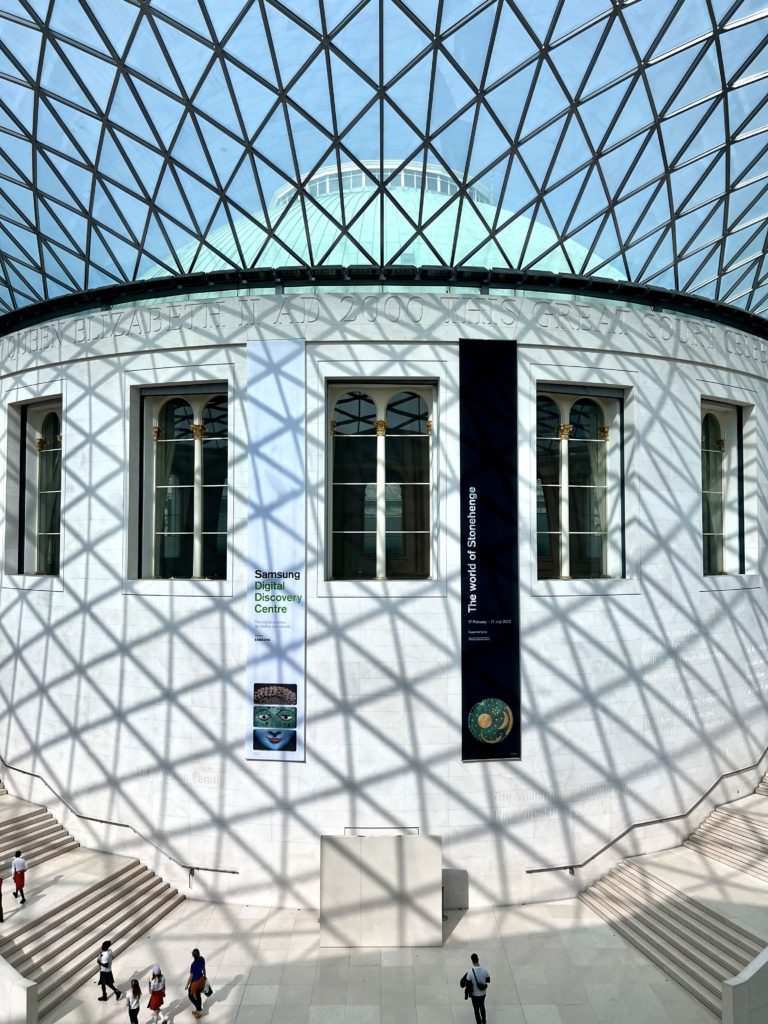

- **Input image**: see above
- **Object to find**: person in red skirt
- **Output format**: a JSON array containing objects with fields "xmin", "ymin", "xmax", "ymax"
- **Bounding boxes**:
[
  {"xmin": 147, "ymin": 965, "xmax": 168, "ymax": 1024},
  {"xmin": 11, "ymin": 851, "xmax": 26, "ymax": 904}
]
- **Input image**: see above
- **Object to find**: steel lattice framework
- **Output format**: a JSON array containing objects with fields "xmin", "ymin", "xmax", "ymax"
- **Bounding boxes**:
[{"xmin": 0, "ymin": 0, "xmax": 767, "ymax": 318}]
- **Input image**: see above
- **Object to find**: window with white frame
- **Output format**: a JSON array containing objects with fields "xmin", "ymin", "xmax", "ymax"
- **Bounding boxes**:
[
  {"xmin": 6, "ymin": 398, "xmax": 62, "ymax": 576},
  {"xmin": 328, "ymin": 383, "xmax": 433, "ymax": 580},
  {"xmin": 536, "ymin": 388, "xmax": 623, "ymax": 580},
  {"xmin": 140, "ymin": 387, "xmax": 228, "ymax": 579},
  {"xmin": 701, "ymin": 401, "xmax": 744, "ymax": 576}
]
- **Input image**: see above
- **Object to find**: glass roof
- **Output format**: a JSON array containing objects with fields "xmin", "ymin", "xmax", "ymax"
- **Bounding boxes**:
[{"xmin": 0, "ymin": 0, "xmax": 767, "ymax": 317}]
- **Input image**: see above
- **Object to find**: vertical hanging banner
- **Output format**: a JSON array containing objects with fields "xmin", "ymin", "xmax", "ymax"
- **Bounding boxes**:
[
  {"xmin": 245, "ymin": 339, "xmax": 306, "ymax": 762},
  {"xmin": 460, "ymin": 339, "xmax": 520, "ymax": 761}
]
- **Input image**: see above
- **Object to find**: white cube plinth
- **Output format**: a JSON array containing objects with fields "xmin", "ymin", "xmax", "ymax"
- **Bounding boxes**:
[{"xmin": 320, "ymin": 835, "xmax": 443, "ymax": 947}]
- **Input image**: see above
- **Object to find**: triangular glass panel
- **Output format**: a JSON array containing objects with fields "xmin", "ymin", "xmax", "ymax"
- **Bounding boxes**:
[
  {"xmin": 520, "ymin": 61, "xmax": 569, "ymax": 138},
  {"xmin": 201, "ymin": 0, "xmax": 251, "ymax": 45},
  {"xmin": 264, "ymin": 2, "xmax": 320, "ymax": 86},
  {"xmin": 150, "ymin": 0, "xmax": 212, "ymax": 38},
  {"xmin": 422, "ymin": 199, "xmax": 459, "ymax": 265},
  {"xmin": 192, "ymin": 58, "xmax": 243, "ymax": 137},
  {"xmin": 723, "ymin": 219, "xmax": 766, "ymax": 268},
  {"xmin": 521, "ymin": 0, "xmax": 561, "ymax": 45},
  {"xmin": 529, "ymin": 239, "xmax": 574, "ymax": 274},
  {"xmin": 616, "ymin": 182, "xmax": 666, "ymax": 242},
  {"xmin": 345, "ymin": 190, "xmax": 381, "ymax": 264},
  {"xmin": 671, "ymin": 48, "xmax": 724, "ymax": 113},
  {"xmin": 431, "ymin": 108, "xmax": 474, "ymax": 180},
  {"xmin": 650, "ymin": 0, "xmax": 710, "ymax": 59},
  {"xmin": 620, "ymin": 133, "xmax": 665, "ymax": 196},
  {"xmin": 1, "ymin": 77, "xmax": 34, "ymax": 129},
  {"xmin": 729, "ymin": 79, "xmax": 768, "ymax": 138},
  {"xmin": 87, "ymin": 0, "xmax": 139, "ymax": 57},
  {"xmin": 661, "ymin": 100, "xmax": 720, "ymax": 167},
  {"xmin": 386, "ymin": 53, "xmax": 434, "ymax": 137},
  {"xmin": 441, "ymin": 3, "xmax": 497, "ymax": 88},
  {"xmin": 670, "ymin": 152, "xmax": 724, "ymax": 211},
  {"xmin": 155, "ymin": 165, "xmax": 194, "ymax": 227},
  {"xmin": 0, "ymin": 219, "xmax": 38, "ymax": 264},
  {"xmin": 340, "ymin": 102, "xmax": 381, "ymax": 177},
  {"xmin": 548, "ymin": 115, "xmax": 591, "ymax": 185},
  {"xmin": 430, "ymin": 51, "xmax": 476, "ymax": 132},
  {"xmin": 332, "ymin": 4, "xmax": 380, "ymax": 87},
  {"xmin": 552, "ymin": 21, "xmax": 609, "ymax": 100},
  {"xmin": 48, "ymin": 99, "xmax": 103, "ymax": 164},
  {"xmin": 621, "ymin": 1, "xmax": 677, "ymax": 63},
  {"xmin": 223, "ymin": 61, "xmax": 278, "ymax": 142},
  {"xmin": 57, "ymin": 44, "xmax": 117, "ymax": 112},
  {"xmin": 468, "ymin": 103, "xmax": 511, "ymax": 179},
  {"xmin": 157, "ymin": 211, "xmax": 205, "ymax": 270},
  {"xmin": 518, "ymin": 117, "xmax": 568, "ymax": 187},
  {"xmin": 226, "ymin": 5, "xmax": 277, "ymax": 87},
  {"xmin": 484, "ymin": 63, "xmax": 539, "ymax": 145},
  {"xmin": 676, "ymin": 243, "xmax": 718, "ymax": 293},
  {"xmin": 603, "ymin": 79, "xmax": 655, "ymax": 150},
  {"xmin": 94, "ymin": 221, "xmax": 142, "ymax": 279},
  {"xmin": 132, "ymin": 79, "xmax": 186, "ymax": 151},
  {"xmin": 169, "ymin": 113, "xmax": 214, "ymax": 181},
  {"xmin": 577, "ymin": 79, "xmax": 631, "ymax": 151},
  {"xmin": 717, "ymin": 263, "xmax": 756, "ymax": 302},
  {"xmin": 644, "ymin": 44, "xmax": 707, "ymax": 117},
  {"xmin": 114, "ymin": 130, "xmax": 166, "ymax": 194},
  {"xmin": 35, "ymin": 153, "xmax": 80, "ymax": 211},
  {"xmin": 8, "ymin": 111, "xmax": 42, "ymax": 173},
  {"xmin": 727, "ymin": 178, "xmax": 768, "ymax": 231},
  {"xmin": 154, "ymin": 17, "xmax": 214, "ymax": 99},
  {"xmin": 598, "ymin": 133, "xmax": 649, "ymax": 197},
  {"xmin": 485, "ymin": 2, "xmax": 538, "ymax": 87},
  {"xmin": 622, "ymin": 225, "xmax": 668, "ymax": 279},
  {"xmin": 194, "ymin": 114, "xmax": 245, "ymax": 186},
  {"xmin": 471, "ymin": 155, "xmax": 512, "ymax": 227},
  {"xmin": 86, "ymin": 225, "xmax": 129, "ymax": 284},
  {"xmin": 497, "ymin": 157, "xmax": 538, "ymax": 219},
  {"xmin": 176, "ymin": 167, "xmax": 225, "ymax": 232},
  {"xmin": 108, "ymin": 78, "xmax": 156, "ymax": 145},
  {"xmin": 720, "ymin": 21, "xmax": 767, "ymax": 84},
  {"xmin": 586, "ymin": 214, "xmax": 627, "ymax": 276},
  {"xmin": 140, "ymin": 210, "xmax": 180, "ymax": 270},
  {"xmin": 44, "ymin": 239, "xmax": 84, "ymax": 289},
  {"xmin": 642, "ymin": 233, "xmax": 676, "ymax": 289},
  {"xmin": 628, "ymin": 185, "xmax": 673, "ymax": 244},
  {"xmin": 494, "ymin": 213, "xmax": 535, "ymax": 268},
  {"xmin": 521, "ymin": 201, "xmax": 557, "ymax": 267},
  {"xmin": 6, "ymin": 261, "xmax": 42, "ymax": 303},
  {"xmin": 382, "ymin": 100, "xmax": 423, "ymax": 167},
  {"xmin": 545, "ymin": 168, "xmax": 589, "ymax": 230},
  {"xmin": 90, "ymin": 180, "xmax": 135, "ymax": 241},
  {"xmin": 329, "ymin": 52, "xmax": 378, "ymax": 135},
  {"xmin": 0, "ymin": 16, "xmax": 42, "ymax": 72},
  {"xmin": 581, "ymin": 17, "xmax": 638, "ymax": 95},
  {"xmin": 289, "ymin": 54, "xmax": 333, "ymax": 133},
  {"xmin": 124, "ymin": 18, "xmax": 178, "ymax": 92},
  {"xmin": 731, "ymin": 132, "xmax": 768, "ymax": 183},
  {"xmin": 96, "ymin": 133, "xmax": 143, "ymax": 195},
  {"xmin": 324, "ymin": 0, "xmax": 362, "ymax": 32},
  {"xmin": 454, "ymin": 199, "xmax": 493, "ymax": 264},
  {"xmin": 383, "ymin": 0, "xmax": 430, "ymax": 83},
  {"xmin": 675, "ymin": 200, "xmax": 723, "ymax": 257},
  {"xmin": 0, "ymin": 179, "xmax": 35, "ymax": 223},
  {"xmin": 288, "ymin": 105, "xmax": 334, "ymax": 179},
  {"xmin": 553, "ymin": 0, "xmax": 612, "ymax": 42}
]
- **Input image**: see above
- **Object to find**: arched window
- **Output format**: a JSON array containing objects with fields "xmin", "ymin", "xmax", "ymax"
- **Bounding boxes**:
[
  {"xmin": 536, "ymin": 389, "xmax": 618, "ymax": 580},
  {"xmin": 330, "ymin": 386, "xmax": 432, "ymax": 579},
  {"xmin": 701, "ymin": 410, "xmax": 725, "ymax": 575},
  {"xmin": 36, "ymin": 410, "xmax": 61, "ymax": 575},
  {"xmin": 145, "ymin": 389, "xmax": 228, "ymax": 579}
]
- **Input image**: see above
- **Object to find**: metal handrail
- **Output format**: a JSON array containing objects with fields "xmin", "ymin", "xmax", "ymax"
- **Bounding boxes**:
[
  {"xmin": 0, "ymin": 754, "xmax": 239, "ymax": 881},
  {"xmin": 526, "ymin": 740, "xmax": 768, "ymax": 875}
]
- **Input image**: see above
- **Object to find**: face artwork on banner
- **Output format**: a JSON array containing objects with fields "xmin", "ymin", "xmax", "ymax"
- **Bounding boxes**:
[{"xmin": 245, "ymin": 339, "xmax": 306, "ymax": 762}]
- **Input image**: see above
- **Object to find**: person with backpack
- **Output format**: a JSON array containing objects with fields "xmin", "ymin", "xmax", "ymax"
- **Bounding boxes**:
[
  {"xmin": 185, "ymin": 948, "xmax": 207, "ymax": 1018},
  {"xmin": 463, "ymin": 952, "xmax": 490, "ymax": 1024}
]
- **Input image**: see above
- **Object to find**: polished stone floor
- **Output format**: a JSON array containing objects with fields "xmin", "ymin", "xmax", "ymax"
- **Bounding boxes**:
[{"xmin": 48, "ymin": 896, "xmax": 715, "ymax": 1023}]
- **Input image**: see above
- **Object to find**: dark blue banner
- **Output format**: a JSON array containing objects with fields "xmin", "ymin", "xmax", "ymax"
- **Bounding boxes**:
[{"xmin": 460, "ymin": 339, "xmax": 520, "ymax": 761}]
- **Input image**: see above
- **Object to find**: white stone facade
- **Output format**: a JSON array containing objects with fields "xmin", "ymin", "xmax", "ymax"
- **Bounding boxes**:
[{"xmin": 0, "ymin": 290, "xmax": 766, "ymax": 909}]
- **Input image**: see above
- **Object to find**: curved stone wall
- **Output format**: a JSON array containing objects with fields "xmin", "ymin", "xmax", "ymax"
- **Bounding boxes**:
[{"xmin": 0, "ymin": 289, "xmax": 766, "ymax": 908}]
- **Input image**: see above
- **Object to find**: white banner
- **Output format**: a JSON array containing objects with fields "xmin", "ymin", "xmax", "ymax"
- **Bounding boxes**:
[{"xmin": 245, "ymin": 338, "xmax": 306, "ymax": 761}]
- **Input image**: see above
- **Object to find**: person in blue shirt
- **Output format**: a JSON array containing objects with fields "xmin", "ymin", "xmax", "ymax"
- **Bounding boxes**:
[{"xmin": 185, "ymin": 949, "xmax": 207, "ymax": 1018}]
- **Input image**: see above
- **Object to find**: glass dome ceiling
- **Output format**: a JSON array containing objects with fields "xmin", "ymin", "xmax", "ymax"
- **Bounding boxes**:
[{"xmin": 0, "ymin": 0, "xmax": 767, "ymax": 318}]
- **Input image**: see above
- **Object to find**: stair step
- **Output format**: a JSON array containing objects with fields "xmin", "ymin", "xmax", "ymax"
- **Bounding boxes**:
[
  {"xmin": 619, "ymin": 862, "xmax": 764, "ymax": 955},
  {"xmin": 37, "ymin": 889, "xmax": 186, "ymax": 1017},
  {"xmin": 579, "ymin": 890, "xmax": 721, "ymax": 1016},
  {"xmin": 595, "ymin": 871, "xmax": 751, "ymax": 971},
  {"xmin": 0, "ymin": 861, "xmax": 147, "ymax": 951},
  {"xmin": 686, "ymin": 834, "xmax": 768, "ymax": 881}
]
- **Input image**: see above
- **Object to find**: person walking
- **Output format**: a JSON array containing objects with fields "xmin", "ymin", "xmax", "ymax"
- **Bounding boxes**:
[
  {"xmin": 126, "ymin": 978, "xmax": 141, "ymax": 1024},
  {"xmin": 464, "ymin": 952, "xmax": 490, "ymax": 1024},
  {"xmin": 147, "ymin": 964, "xmax": 168, "ymax": 1024},
  {"xmin": 185, "ymin": 948, "xmax": 207, "ymax": 1017},
  {"xmin": 0, "ymin": 868, "xmax": 4, "ymax": 923},
  {"xmin": 11, "ymin": 851, "xmax": 26, "ymax": 904},
  {"xmin": 96, "ymin": 939, "xmax": 122, "ymax": 1001}
]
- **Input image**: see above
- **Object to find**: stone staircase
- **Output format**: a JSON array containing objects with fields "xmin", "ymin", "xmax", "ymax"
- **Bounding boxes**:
[
  {"xmin": 580, "ymin": 776, "xmax": 768, "ymax": 1018},
  {"xmin": 0, "ymin": 786, "xmax": 185, "ymax": 1019}
]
